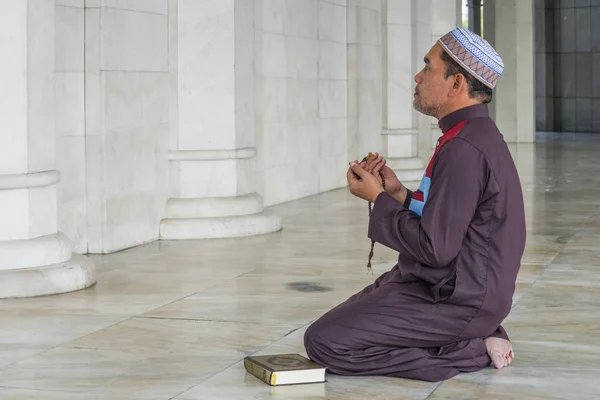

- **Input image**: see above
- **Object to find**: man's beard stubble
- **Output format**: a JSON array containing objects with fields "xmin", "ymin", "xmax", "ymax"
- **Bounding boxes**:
[
  {"xmin": 413, "ymin": 85, "xmax": 445, "ymax": 117},
  {"xmin": 413, "ymin": 94, "xmax": 443, "ymax": 117}
]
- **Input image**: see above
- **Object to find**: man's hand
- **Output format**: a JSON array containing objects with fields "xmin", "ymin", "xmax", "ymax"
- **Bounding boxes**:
[
  {"xmin": 347, "ymin": 161, "xmax": 385, "ymax": 202},
  {"xmin": 364, "ymin": 152, "xmax": 408, "ymax": 203}
]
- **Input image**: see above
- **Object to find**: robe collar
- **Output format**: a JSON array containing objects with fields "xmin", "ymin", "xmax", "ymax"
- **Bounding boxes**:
[{"xmin": 438, "ymin": 103, "xmax": 489, "ymax": 133}]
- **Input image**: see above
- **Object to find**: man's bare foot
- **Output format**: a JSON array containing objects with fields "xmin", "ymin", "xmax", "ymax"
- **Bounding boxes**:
[{"xmin": 484, "ymin": 337, "xmax": 514, "ymax": 369}]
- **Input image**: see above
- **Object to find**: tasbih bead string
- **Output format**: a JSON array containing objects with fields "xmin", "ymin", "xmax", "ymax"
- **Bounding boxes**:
[{"xmin": 361, "ymin": 154, "xmax": 386, "ymax": 275}]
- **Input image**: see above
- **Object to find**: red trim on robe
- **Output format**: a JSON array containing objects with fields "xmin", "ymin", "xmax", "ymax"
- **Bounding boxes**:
[
  {"xmin": 425, "ymin": 120, "xmax": 468, "ymax": 176},
  {"xmin": 412, "ymin": 191, "xmax": 425, "ymax": 202}
]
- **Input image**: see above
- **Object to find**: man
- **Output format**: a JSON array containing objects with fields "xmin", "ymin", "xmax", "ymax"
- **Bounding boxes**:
[{"xmin": 304, "ymin": 28, "xmax": 526, "ymax": 382}]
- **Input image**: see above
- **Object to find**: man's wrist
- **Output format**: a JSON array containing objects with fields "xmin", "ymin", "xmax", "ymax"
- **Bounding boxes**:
[
  {"xmin": 371, "ymin": 188, "xmax": 385, "ymax": 203},
  {"xmin": 391, "ymin": 186, "xmax": 408, "ymax": 204}
]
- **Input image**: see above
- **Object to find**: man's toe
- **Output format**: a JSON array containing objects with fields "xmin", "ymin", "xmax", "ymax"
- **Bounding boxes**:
[{"xmin": 490, "ymin": 353, "xmax": 506, "ymax": 369}]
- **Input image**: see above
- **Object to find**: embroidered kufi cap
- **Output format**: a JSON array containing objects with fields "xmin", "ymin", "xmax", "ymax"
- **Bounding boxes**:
[{"xmin": 438, "ymin": 28, "xmax": 504, "ymax": 89}]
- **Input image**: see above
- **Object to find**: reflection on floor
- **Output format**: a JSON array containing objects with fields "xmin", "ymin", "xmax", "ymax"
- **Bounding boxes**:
[{"xmin": 1, "ymin": 133, "xmax": 600, "ymax": 399}]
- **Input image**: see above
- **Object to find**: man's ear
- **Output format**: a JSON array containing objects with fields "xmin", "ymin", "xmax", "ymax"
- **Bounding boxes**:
[
  {"xmin": 451, "ymin": 73, "xmax": 467, "ymax": 95},
  {"xmin": 453, "ymin": 73, "xmax": 463, "ymax": 88}
]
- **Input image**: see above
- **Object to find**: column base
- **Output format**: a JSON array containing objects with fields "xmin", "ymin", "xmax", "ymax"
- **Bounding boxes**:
[
  {"xmin": 159, "ymin": 193, "xmax": 282, "ymax": 239},
  {"xmin": 0, "ymin": 254, "xmax": 97, "ymax": 299},
  {"xmin": 160, "ymin": 213, "xmax": 282, "ymax": 239}
]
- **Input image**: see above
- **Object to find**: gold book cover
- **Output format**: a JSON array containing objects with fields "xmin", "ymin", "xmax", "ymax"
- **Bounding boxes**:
[{"xmin": 244, "ymin": 353, "xmax": 326, "ymax": 386}]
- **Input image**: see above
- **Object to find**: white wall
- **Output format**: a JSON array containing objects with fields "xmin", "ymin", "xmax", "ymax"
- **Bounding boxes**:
[
  {"xmin": 83, "ymin": 1, "xmax": 170, "ymax": 253},
  {"xmin": 47, "ymin": 0, "xmax": 470, "ymax": 254},
  {"xmin": 351, "ymin": 0, "xmax": 382, "ymax": 161},
  {"xmin": 53, "ymin": 1, "xmax": 171, "ymax": 254},
  {"xmin": 55, "ymin": 0, "xmax": 86, "ymax": 253},
  {"xmin": 171, "ymin": 0, "xmax": 257, "ymax": 201},
  {"xmin": 254, "ymin": 0, "xmax": 351, "ymax": 207}
]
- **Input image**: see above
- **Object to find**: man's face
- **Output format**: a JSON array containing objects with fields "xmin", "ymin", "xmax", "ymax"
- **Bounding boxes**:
[{"xmin": 413, "ymin": 44, "xmax": 454, "ymax": 118}]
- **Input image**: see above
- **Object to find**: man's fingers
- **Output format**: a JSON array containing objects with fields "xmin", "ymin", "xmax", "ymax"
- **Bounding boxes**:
[
  {"xmin": 347, "ymin": 164, "xmax": 359, "ymax": 184},
  {"xmin": 372, "ymin": 158, "xmax": 386, "ymax": 174},
  {"xmin": 367, "ymin": 154, "xmax": 382, "ymax": 171},
  {"xmin": 350, "ymin": 161, "xmax": 367, "ymax": 178}
]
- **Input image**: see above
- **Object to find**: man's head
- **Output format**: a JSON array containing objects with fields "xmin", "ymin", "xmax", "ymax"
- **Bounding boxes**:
[{"xmin": 413, "ymin": 28, "xmax": 503, "ymax": 120}]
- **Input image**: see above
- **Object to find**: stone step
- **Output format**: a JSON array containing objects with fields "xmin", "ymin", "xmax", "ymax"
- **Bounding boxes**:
[
  {"xmin": 386, "ymin": 157, "xmax": 425, "ymax": 170},
  {"xmin": 403, "ymin": 181, "xmax": 422, "ymax": 191},
  {"xmin": 394, "ymin": 168, "xmax": 424, "ymax": 182},
  {"xmin": 160, "ymin": 213, "xmax": 282, "ymax": 240}
]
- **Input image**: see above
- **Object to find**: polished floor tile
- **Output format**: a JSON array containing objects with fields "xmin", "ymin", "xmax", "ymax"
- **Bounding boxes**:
[
  {"xmin": 0, "ymin": 312, "xmax": 122, "ymax": 366},
  {"xmin": 144, "ymin": 292, "xmax": 347, "ymax": 325},
  {"xmin": 1, "ymin": 134, "xmax": 600, "ymax": 398},
  {"xmin": 0, "ymin": 388, "xmax": 104, "ymax": 400},
  {"xmin": 67, "ymin": 317, "xmax": 302, "ymax": 356},
  {"xmin": 0, "ymin": 345, "xmax": 238, "ymax": 399},
  {"xmin": 177, "ymin": 361, "xmax": 439, "ymax": 400},
  {"xmin": 428, "ymin": 367, "xmax": 600, "ymax": 400}
]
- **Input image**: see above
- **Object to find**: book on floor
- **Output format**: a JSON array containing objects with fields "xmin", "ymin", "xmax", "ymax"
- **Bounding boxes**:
[{"xmin": 244, "ymin": 353, "xmax": 326, "ymax": 386}]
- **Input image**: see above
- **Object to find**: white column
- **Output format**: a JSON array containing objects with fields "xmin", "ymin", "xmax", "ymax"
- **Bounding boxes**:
[
  {"xmin": 485, "ymin": 0, "xmax": 536, "ymax": 142},
  {"xmin": 382, "ymin": 0, "xmax": 425, "ymax": 190},
  {"xmin": 414, "ymin": 0, "xmax": 435, "ymax": 156},
  {"xmin": 84, "ymin": 1, "xmax": 171, "ymax": 254},
  {"xmin": 0, "ymin": 0, "xmax": 95, "ymax": 299},
  {"xmin": 346, "ymin": 0, "xmax": 383, "ymax": 163},
  {"xmin": 160, "ymin": 0, "xmax": 281, "ymax": 239}
]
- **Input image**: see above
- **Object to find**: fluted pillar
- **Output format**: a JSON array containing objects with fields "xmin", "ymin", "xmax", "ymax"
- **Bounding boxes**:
[
  {"xmin": 160, "ymin": 0, "xmax": 281, "ymax": 239},
  {"xmin": 0, "ymin": 0, "xmax": 95, "ymax": 298}
]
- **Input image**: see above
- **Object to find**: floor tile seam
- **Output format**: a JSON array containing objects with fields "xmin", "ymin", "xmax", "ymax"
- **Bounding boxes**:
[
  {"xmin": 171, "ymin": 359, "xmax": 243, "ymax": 397},
  {"xmin": 0, "ymin": 385, "xmax": 93, "ymax": 394},
  {"xmin": 55, "ymin": 341, "xmax": 260, "ymax": 360},
  {"xmin": 139, "ymin": 268, "xmax": 263, "ymax": 316},
  {"xmin": 0, "ymin": 315, "xmax": 134, "ymax": 373},
  {"xmin": 526, "ymin": 230, "xmax": 578, "ymax": 288},
  {"xmin": 0, "ymin": 352, "xmax": 47, "ymax": 372},
  {"xmin": 165, "ymin": 350, "xmax": 258, "ymax": 398},
  {"xmin": 54, "ymin": 344, "xmax": 139, "ymax": 354},
  {"xmin": 168, "ymin": 321, "xmax": 313, "ymax": 399},
  {"xmin": 136, "ymin": 315, "xmax": 303, "ymax": 327},
  {"xmin": 559, "ymin": 214, "xmax": 598, "ymax": 249},
  {"xmin": 91, "ymin": 252, "xmax": 164, "ymax": 266},
  {"xmin": 424, "ymin": 381, "xmax": 445, "ymax": 399},
  {"xmin": 0, "ymin": 360, "xmax": 18, "ymax": 371},
  {"xmin": 505, "ymin": 236, "xmax": 574, "ymax": 317},
  {"xmin": 139, "ymin": 286, "xmax": 235, "ymax": 317},
  {"xmin": 522, "ymin": 212, "xmax": 600, "ymax": 276},
  {"xmin": 163, "ymin": 285, "xmax": 357, "ymax": 296}
]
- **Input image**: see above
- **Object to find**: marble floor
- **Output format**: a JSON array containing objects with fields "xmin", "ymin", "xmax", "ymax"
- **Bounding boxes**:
[{"xmin": 1, "ymin": 133, "xmax": 600, "ymax": 399}]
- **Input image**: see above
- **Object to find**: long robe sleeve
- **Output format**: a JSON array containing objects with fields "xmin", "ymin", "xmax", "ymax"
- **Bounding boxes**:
[{"xmin": 368, "ymin": 138, "xmax": 487, "ymax": 268}]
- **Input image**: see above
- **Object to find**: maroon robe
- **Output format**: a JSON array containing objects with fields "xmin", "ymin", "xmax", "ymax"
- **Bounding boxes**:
[{"xmin": 304, "ymin": 103, "xmax": 526, "ymax": 382}]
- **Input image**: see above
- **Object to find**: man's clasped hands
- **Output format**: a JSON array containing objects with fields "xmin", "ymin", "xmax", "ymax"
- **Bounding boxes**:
[{"xmin": 346, "ymin": 152, "xmax": 409, "ymax": 204}]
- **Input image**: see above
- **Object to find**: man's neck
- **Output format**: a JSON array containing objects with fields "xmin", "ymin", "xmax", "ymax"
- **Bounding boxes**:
[
  {"xmin": 437, "ymin": 101, "xmax": 490, "ymax": 133},
  {"xmin": 434, "ymin": 99, "xmax": 481, "ymax": 121}
]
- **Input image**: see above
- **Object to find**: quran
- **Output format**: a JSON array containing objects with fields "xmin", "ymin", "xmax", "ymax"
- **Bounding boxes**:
[{"xmin": 243, "ymin": 353, "xmax": 326, "ymax": 386}]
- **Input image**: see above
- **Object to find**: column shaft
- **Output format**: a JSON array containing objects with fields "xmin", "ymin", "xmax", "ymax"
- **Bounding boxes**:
[
  {"xmin": 382, "ymin": 0, "xmax": 425, "ymax": 190},
  {"xmin": 0, "ymin": 0, "xmax": 95, "ymax": 299},
  {"xmin": 485, "ymin": 0, "xmax": 535, "ymax": 143},
  {"xmin": 160, "ymin": 0, "xmax": 281, "ymax": 239}
]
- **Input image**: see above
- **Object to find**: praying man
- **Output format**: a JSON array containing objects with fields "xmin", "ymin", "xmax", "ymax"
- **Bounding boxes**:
[{"xmin": 304, "ymin": 28, "xmax": 526, "ymax": 382}]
